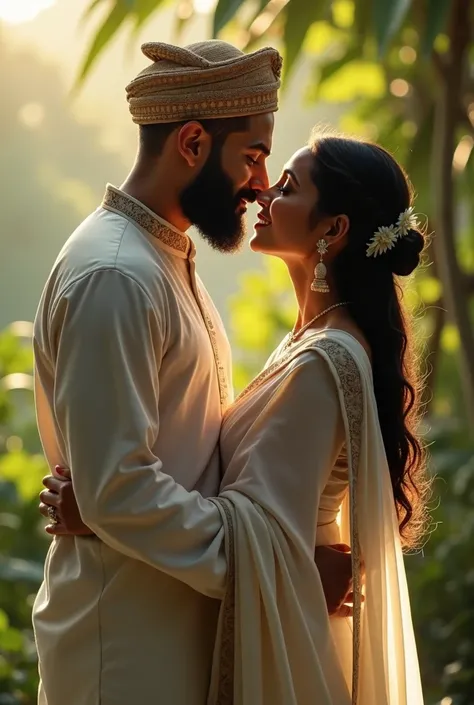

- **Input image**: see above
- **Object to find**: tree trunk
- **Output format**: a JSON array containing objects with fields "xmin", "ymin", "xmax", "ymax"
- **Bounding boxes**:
[{"xmin": 431, "ymin": 0, "xmax": 474, "ymax": 427}]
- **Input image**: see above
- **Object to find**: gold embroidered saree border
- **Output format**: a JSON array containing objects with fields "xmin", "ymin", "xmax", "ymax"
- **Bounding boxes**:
[
  {"xmin": 230, "ymin": 341, "xmax": 309, "ymax": 409},
  {"xmin": 313, "ymin": 338, "xmax": 363, "ymax": 705}
]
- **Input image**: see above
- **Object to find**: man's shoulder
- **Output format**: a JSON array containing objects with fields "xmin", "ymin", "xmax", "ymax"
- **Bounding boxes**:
[{"xmin": 52, "ymin": 208, "xmax": 174, "ymax": 301}]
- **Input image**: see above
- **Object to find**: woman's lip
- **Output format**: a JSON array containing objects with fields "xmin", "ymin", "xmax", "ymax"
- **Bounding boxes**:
[{"xmin": 256, "ymin": 211, "xmax": 272, "ymax": 225}]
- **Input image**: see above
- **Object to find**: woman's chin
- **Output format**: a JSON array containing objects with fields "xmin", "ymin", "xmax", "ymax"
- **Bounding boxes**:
[{"xmin": 250, "ymin": 225, "xmax": 273, "ymax": 252}]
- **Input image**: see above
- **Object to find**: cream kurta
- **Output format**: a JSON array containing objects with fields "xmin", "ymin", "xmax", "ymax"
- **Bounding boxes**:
[{"xmin": 33, "ymin": 186, "xmax": 233, "ymax": 705}]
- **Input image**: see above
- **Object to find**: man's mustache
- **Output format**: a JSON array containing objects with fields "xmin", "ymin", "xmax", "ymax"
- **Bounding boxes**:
[{"xmin": 235, "ymin": 189, "xmax": 257, "ymax": 205}]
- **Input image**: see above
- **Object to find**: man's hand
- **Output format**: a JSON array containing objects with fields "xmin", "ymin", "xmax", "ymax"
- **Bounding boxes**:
[
  {"xmin": 315, "ymin": 543, "xmax": 355, "ymax": 618},
  {"xmin": 39, "ymin": 470, "xmax": 360, "ymax": 614},
  {"xmin": 39, "ymin": 466, "xmax": 94, "ymax": 536}
]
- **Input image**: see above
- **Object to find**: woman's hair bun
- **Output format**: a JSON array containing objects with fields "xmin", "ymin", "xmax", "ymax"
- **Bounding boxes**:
[{"xmin": 385, "ymin": 228, "xmax": 424, "ymax": 277}]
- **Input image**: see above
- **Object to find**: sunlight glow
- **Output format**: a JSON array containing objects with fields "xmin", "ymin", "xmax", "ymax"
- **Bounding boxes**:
[
  {"xmin": 18, "ymin": 102, "xmax": 45, "ymax": 129},
  {"xmin": 0, "ymin": 0, "xmax": 55, "ymax": 24},
  {"xmin": 453, "ymin": 135, "xmax": 474, "ymax": 172},
  {"xmin": 1, "ymin": 373, "xmax": 33, "ymax": 391},
  {"xmin": 193, "ymin": 0, "xmax": 216, "ymax": 13},
  {"xmin": 390, "ymin": 78, "xmax": 410, "ymax": 98}
]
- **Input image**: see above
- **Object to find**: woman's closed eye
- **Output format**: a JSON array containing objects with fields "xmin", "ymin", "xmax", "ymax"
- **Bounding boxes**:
[{"xmin": 278, "ymin": 181, "xmax": 292, "ymax": 195}]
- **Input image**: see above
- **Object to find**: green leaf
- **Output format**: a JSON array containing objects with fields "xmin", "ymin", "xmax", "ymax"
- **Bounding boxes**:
[
  {"xmin": 316, "ymin": 44, "xmax": 360, "ymax": 92},
  {"xmin": 316, "ymin": 60, "xmax": 385, "ymax": 102},
  {"xmin": 213, "ymin": 0, "xmax": 246, "ymax": 36},
  {"xmin": 421, "ymin": 0, "xmax": 452, "ymax": 58},
  {"xmin": 75, "ymin": 1, "xmax": 131, "ymax": 89},
  {"xmin": 374, "ymin": 0, "xmax": 412, "ymax": 56},
  {"xmin": 80, "ymin": 0, "xmax": 108, "ymax": 26},
  {"xmin": 283, "ymin": 0, "xmax": 331, "ymax": 82}
]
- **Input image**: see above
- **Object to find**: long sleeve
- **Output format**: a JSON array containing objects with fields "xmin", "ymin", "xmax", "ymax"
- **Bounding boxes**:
[{"xmin": 49, "ymin": 268, "xmax": 226, "ymax": 599}]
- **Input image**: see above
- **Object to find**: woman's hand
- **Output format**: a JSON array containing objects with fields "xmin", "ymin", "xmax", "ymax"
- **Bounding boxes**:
[
  {"xmin": 39, "ymin": 466, "xmax": 95, "ymax": 536},
  {"xmin": 315, "ymin": 543, "xmax": 363, "ymax": 618}
]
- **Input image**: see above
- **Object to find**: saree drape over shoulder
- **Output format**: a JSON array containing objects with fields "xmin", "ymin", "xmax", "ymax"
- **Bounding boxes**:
[{"xmin": 206, "ymin": 329, "xmax": 424, "ymax": 705}]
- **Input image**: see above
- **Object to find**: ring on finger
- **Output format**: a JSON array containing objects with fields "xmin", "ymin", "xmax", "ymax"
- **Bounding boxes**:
[{"xmin": 47, "ymin": 505, "xmax": 59, "ymax": 525}]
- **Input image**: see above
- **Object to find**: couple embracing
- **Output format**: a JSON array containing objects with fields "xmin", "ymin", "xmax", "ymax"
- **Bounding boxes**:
[{"xmin": 34, "ymin": 39, "xmax": 428, "ymax": 705}]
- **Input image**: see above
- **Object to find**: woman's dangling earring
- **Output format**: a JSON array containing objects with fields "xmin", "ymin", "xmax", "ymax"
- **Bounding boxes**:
[{"xmin": 311, "ymin": 239, "xmax": 330, "ymax": 293}]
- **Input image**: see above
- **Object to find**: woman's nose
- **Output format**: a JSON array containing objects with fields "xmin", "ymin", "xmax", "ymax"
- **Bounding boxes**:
[{"xmin": 256, "ymin": 189, "xmax": 273, "ymax": 207}]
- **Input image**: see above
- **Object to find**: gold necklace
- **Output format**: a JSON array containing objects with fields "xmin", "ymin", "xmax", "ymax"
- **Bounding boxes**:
[{"xmin": 283, "ymin": 301, "xmax": 350, "ymax": 350}]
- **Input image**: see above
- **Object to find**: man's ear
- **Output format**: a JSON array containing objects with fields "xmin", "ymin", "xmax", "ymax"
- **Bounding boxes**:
[{"xmin": 176, "ymin": 121, "xmax": 212, "ymax": 167}]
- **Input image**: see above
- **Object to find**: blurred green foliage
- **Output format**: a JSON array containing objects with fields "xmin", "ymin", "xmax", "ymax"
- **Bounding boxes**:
[
  {"xmin": 0, "ymin": 33, "xmax": 126, "ymax": 329},
  {"xmin": 0, "ymin": 324, "xmax": 49, "ymax": 704}
]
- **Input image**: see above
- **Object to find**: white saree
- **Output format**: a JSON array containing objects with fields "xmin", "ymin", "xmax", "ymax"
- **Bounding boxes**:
[{"xmin": 207, "ymin": 329, "xmax": 424, "ymax": 705}]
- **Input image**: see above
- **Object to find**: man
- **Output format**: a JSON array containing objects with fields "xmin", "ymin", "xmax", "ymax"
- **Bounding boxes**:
[{"xmin": 33, "ymin": 40, "xmax": 352, "ymax": 705}]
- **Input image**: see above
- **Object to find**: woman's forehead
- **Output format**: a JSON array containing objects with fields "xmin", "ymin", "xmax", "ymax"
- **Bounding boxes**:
[{"xmin": 283, "ymin": 147, "xmax": 313, "ymax": 180}]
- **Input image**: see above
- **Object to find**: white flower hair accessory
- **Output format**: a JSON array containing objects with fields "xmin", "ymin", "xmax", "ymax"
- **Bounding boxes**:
[
  {"xmin": 396, "ymin": 206, "xmax": 419, "ymax": 237},
  {"xmin": 366, "ymin": 225, "xmax": 398, "ymax": 258},
  {"xmin": 366, "ymin": 206, "xmax": 419, "ymax": 258}
]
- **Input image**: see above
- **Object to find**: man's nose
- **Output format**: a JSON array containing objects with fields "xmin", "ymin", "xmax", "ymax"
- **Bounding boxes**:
[{"xmin": 250, "ymin": 167, "xmax": 270, "ymax": 193}]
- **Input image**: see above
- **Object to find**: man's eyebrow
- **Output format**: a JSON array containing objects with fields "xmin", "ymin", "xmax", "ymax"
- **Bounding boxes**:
[
  {"xmin": 247, "ymin": 141, "xmax": 271, "ymax": 157},
  {"xmin": 284, "ymin": 168, "xmax": 300, "ymax": 186}
]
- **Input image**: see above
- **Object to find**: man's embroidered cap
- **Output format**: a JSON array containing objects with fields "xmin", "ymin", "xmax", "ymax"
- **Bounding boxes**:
[{"xmin": 126, "ymin": 40, "xmax": 282, "ymax": 125}]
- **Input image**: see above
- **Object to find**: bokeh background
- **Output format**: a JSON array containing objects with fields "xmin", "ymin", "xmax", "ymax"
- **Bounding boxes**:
[{"xmin": 1, "ymin": 1, "xmax": 474, "ymax": 703}]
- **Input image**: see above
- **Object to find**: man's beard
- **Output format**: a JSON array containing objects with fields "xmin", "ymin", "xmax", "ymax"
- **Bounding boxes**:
[{"xmin": 179, "ymin": 144, "xmax": 256, "ymax": 253}]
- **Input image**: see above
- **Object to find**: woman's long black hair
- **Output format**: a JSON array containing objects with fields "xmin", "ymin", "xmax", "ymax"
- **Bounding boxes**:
[{"xmin": 309, "ymin": 133, "xmax": 430, "ymax": 549}]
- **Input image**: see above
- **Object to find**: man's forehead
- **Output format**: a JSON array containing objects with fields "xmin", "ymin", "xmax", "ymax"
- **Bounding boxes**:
[{"xmin": 244, "ymin": 112, "xmax": 275, "ymax": 154}]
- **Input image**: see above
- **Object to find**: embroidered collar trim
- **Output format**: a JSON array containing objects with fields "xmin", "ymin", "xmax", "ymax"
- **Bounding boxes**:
[{"xmin": 102, "ymin": 184, "xmax": 191, "ymax": 257}]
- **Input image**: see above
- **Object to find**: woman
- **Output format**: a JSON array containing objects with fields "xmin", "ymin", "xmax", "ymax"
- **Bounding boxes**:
[{"xmin": 40, "ymin": 132, "xmax": 429, "ymax": 704}]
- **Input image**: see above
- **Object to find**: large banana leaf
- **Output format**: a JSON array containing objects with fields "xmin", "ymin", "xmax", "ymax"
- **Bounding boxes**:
[
  {"xmin": 213, "ymin": 0, "xmax": 246, "ymax": 36},
  {"xmin": 282, "ymin": 0, "xmax": 331, "ymax": 81},
  {"xmin": 76, "ymin": 0, "xmax": 169, "ymax": 88},
  {"xmin": 373, "ymin": 0, "xmax": 412, "ymax": 56},
  {"xmin": 76, "ymin": 0, "xmax": 456, "ymax": 87}
]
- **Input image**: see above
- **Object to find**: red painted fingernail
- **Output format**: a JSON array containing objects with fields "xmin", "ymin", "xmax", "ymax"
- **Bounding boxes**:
[{"xmin": 55, "ymin": 466, "xmax": 64, "ymax": 475}]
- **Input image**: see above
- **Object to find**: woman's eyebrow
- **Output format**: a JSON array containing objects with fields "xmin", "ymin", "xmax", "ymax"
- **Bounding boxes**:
[{"xmin": 283, "ymin": 168, "xmax": 300, "ymax": 186}]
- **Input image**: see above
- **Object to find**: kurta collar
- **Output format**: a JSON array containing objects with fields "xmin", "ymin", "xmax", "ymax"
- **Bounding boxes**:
[{"xmin": 102, "ymin": 184, "xmax": 193, "ymax": 259}]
